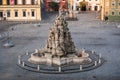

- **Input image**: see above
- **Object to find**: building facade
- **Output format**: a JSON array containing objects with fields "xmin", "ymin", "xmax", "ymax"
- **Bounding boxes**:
[
  {"xmin": 45, "ymin": 0, "xmax": 68, "ymax": 11},
  {"xmin": 73, "ymin": 0, "xmax": 101, "ymax": 11},
  {"xmin": 101, "ymin": 0, "xmax": 120, "ymax": 21},
  {"xmin": 0, "ymin": 0, "xmax": 41, "ymax": 21}
]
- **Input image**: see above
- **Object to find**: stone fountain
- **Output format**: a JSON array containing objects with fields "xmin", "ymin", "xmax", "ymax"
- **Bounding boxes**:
[{"xmin": 28, "ymin": 13, "xmax": 91, "ymax": 66}]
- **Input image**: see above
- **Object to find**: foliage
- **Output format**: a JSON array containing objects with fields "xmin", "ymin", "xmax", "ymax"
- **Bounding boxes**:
[{"xmin": 49, "ymin": 2, "xmax": 59, "ymax": 11}]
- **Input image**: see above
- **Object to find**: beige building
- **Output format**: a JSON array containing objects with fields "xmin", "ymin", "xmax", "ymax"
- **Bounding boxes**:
[
  {"xmin": 0, "ymin": 0, "xmax": 41, "ymax": 21},
  {"xmin": 101, "ymin": 0, "xmax": 120, "ymax": 21}
]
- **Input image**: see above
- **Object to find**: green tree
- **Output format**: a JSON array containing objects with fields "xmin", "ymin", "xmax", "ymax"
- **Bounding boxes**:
[{"xmin": 49, "ymin": 2, "xmax": 59, "ymax": 11}]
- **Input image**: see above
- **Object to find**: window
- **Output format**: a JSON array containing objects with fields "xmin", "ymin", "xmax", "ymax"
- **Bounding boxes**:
[
  {"xmin": 14, "ymin": 0, "xmax": 18, "ymax": 5},
  {"xmin": 31, "ymin": 0, "xmax": 35, "ymax": 5},
  {"xmin": 23, "ymin": 11, "xmax": 26, "ymax": 17},
  {"xmin": 7, "ymin": 0, "xmax": 10, "ymax": 5},
  {"xmin": 106, "ymin": 12, "xmax": 108, "ymax": 15},
  {"xmin": 31, "ymin": 10, "xmax": 35, "ymax": 17},
  {"xmin": 15, "ymin": 11, "xmax": 18, "ymax": 17},
  {"xmin": 0, "ymin": 0, "xmax": 2, "ymax": 5},
  {"xmin": 112, "ymin": 1, "xmax": 115, "ymax": 6},
  {"xmin": 22, "ymin": 0, "xmax": 26, "ymax": 5},
  {"xmin": 119, "ymin": 2, "xmax": 120, "ymax": 6},
  {"xmin": 7, "ymin": 11, "xmax": 10, "ymax": 17},
  {"xmin": 0, "ymin": 12, "xmax": 3, "ymax": 17},
  {"xmin": 112, "ymin": 12, "xmax": 114, "ymax": 15}
]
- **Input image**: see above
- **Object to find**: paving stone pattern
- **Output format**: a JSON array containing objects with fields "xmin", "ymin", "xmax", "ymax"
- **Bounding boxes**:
[{"xmin": 0, "ymin": 12, "xmax": 120, "ymax": 80}]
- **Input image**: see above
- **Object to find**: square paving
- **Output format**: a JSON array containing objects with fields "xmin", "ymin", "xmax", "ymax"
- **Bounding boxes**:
[{"xmin": 0, "ymin": 12, "xmax": 120, "ymax": 80}]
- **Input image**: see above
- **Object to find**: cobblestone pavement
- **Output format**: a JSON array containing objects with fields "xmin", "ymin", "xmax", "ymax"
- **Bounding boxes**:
[{"xmin": 0, "ymin": 12, "xmax": 120, "ymax": 80}]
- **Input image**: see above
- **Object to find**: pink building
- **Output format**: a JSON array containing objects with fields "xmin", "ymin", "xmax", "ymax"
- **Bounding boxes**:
[{"xmin": 45, "ymin": 0, "xmax": 68, "ymax": 11}]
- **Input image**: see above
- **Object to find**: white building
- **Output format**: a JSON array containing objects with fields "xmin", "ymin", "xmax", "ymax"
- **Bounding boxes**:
[
  {"xmin": 87, "ymin": 0, "xmax": 101, "ymax": 11},
  {"xmin": 73, "ymin": 0, "xmax": 101, "ymax": 11}
]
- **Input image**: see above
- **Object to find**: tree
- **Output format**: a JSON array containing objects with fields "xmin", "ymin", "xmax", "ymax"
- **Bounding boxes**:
[{"xmin": 49, "ymin": 2, "xmax": 59, "ymax": 11}]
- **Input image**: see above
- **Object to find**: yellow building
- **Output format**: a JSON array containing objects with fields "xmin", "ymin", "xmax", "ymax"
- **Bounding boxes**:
[
  {"xmin": 0, "ymin": 0, "xmax": 41, "ymax": 21},
  {"xmin": 101, "ymin": 0, "xmax": 120, "ymax": 21}
]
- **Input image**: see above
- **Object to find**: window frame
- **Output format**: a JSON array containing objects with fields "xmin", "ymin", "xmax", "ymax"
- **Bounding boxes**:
[
  {"xmin": 14, "ymin": 11, "xmax": 18, "ymax": 17},
  {"xmin": 7, "ymin": 10, "xmax": 10, "ymax": 17},
  {"xmin": 31, "ymin": 10, "xmax": 35, "ymax": 17},
  {"xmin": 23, "ymin": 11, "xmax": 26, "ymax": 17}
]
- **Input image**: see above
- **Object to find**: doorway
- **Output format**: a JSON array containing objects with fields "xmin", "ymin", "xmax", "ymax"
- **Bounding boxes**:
[
  {"xmin": 0, "ymin": 12, "xmax": 3, "ymax": 20},
  {"xmin": 81, "ymin": 5, "xmax": 86, "ymax": 11},
  {"xmin": 94, "ymin": 6, "xmax": 98, "ymax": 11}
]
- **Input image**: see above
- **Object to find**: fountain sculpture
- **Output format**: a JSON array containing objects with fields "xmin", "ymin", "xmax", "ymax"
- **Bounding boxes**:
[{"xmin": 28, "ymin": 14, "xmax": 91, "ymax": 66}]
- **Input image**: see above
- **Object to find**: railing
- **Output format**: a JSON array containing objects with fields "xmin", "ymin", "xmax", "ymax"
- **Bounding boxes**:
[{"xmin": 17, "ymin": 50, "xmax": 104, "ymax": 73}]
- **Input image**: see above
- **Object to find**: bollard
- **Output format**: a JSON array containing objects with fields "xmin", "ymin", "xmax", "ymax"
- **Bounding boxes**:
[
  {"xmin": 18, "ymin": 55, "xmax": 21, "ymax": 64},
  {"xmin": 26, "ymin": 50, "xmax": 29, "ymax": 55},
  {"xmin": 80, "ymin": 65, "xmax": 82, "ymax": 71},
  {"xmin": 58, "ymin": 66, "xmax": 61, "ymax": 72},
  {"xmin": 22, "ymin": 62, "xmax": 24, "ymax": 67},
  {"xmin": 18, "ymin": 58, "xmax": 21, "ymax": 64},
  {"xmin": 98, "ymin": 59, "xmax": 101, "ymax": 64},
  {"xmin": 92, "ymin": 50, "xmax": 94, "ymax": 54},
  {"xmin": 94, "ymin": 61, "xmax": 97, "ymax": 66},
  {"xmin": 0, "ymin": 35, "xmax": 2, "ymax": 38},
  {"xmin": 37, "ymin": 65, "xmax": 40, "ymax": 71}
]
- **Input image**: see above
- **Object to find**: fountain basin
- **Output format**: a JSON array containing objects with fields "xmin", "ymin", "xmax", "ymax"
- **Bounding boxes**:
[{"xmin": 28, "ymin": 50, "xmax": 91, "ymax": 66}]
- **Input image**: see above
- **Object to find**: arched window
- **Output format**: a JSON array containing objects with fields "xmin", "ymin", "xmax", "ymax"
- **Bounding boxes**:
[{"xmin": 7, "ymin": 10, "xmax": 10, "ymax": 17}]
